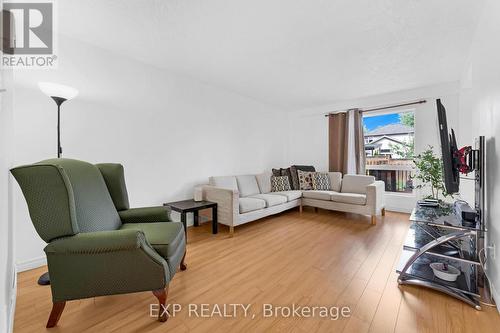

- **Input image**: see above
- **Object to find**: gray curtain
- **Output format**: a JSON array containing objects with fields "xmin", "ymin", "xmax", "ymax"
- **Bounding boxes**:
[{"xmin": 328, "ymin": 109, "xmax": 365, "ymax": 174}]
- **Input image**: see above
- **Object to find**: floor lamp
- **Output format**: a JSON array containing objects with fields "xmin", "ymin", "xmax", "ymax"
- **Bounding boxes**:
[
  {"xmin": 36, "ymin": 82, "xmax": 79, "ymax": 285},
  {"xmin": 38, "ymin": 82, "xmax": 79, "ymax": 158}
]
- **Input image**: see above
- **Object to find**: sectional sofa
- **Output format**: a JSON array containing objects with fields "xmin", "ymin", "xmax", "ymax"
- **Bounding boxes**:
[{"xmin": 202, "ymin": 172, "xmax": 385, "ymax": 236}]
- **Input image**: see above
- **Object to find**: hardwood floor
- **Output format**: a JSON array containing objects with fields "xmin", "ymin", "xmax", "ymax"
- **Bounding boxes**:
[{"xmin": 14, "ymin": 209, "xmax": 500, "ymax": 332}]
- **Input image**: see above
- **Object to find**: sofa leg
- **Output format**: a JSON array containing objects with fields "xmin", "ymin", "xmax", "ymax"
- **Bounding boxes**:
[
  {"xmin": 299, "ymin": 204, "xmax": 303, "ymax": 214},
  {"xmin": 152, "ymin": 285, "xmax": 169, "ymax": 322},
  {"xmin": 229, "ymin": 226, "xmax": 234, "ymax": 237},
  {"xmin": 46, "ymin": 301, "xmax": 66, "ymax": 328},
  {"xmin": 314, "ymin": 207, "xmax": 318, "ymax": 213},
  {"xmin": 381, "ymin": 208, "xmax": 386, "ymax": 216},
  {"xmin": 180, "ymin": 250, "xmax": 187, "ymax": 271},
  {"xmin": 371, "ymin": 215, "xmax": 377, "ymax": 225}
]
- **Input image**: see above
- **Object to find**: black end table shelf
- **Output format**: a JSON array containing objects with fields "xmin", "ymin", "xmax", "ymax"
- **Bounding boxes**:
[{"xmin": 164, "ymin": 200, "xmax": 218, "ymax": 240}]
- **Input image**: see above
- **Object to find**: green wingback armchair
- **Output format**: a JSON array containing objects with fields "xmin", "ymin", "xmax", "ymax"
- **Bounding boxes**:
[{"xmin": 11, "ymin": 158, "xmax": 186, "ymax": 328}]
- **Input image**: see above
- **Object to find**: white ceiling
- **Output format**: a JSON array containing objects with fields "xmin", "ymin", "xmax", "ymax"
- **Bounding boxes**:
[{"xmin": 59, "ymin": 0, "xmax": 485, "ymax": 109}]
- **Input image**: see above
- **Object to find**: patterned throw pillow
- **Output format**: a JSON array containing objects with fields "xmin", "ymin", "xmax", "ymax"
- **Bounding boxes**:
[
  {"xmin": 312, "ymin": 172, "xmax": 332, "ymax": 190},
  {"xmin": 272, "ymin": 168, "xmax": 293, "ymax": 188},
  {"xmin": 297, "ymin": 170, "xmax": 315, "ymax": 190},
  {"xmin": 290, "ymin": 165, "xmax": 316, "ymax": 190},
  {"xmin": 271, "ymin": 176, "xmax": 291, "ymax": 192}
]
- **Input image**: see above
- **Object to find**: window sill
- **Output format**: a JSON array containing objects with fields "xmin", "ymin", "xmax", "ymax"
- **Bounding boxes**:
[{"xmin": 384, "ymin": 192, "xmax": 416, "ymax": 198}]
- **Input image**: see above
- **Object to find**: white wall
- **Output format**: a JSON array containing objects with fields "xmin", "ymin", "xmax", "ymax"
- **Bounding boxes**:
[
  {"xmin": 457, "ymin": 0, "xmax": 500, "ymax": 311},
  {"xmin": 286, "ymin": 82, "xmax": 460, "ymax": 212},
  {"xmin": 12, "ymin": 36, "xmax": 287, "ymax": 270},
  {"xmin": 1, "ymin": 69, "xmax": 15, "ymax": 332}
]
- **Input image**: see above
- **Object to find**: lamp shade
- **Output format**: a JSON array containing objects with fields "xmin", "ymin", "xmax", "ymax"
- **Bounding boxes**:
[{"xmin": 38, "ymin": 82, "xmax": 79, "ymax": 100}]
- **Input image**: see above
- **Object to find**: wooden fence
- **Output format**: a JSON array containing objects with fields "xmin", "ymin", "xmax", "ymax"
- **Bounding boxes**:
[{"xmin": 366, "ymin": 157, "xmax": 414, "ymax": 193}]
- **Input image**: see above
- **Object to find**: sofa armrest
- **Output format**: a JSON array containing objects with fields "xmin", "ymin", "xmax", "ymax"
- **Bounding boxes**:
[
  {"xmin": 202, "ymin": 185, "xmax": 239, "ymax": 227},
  {"xmin": 44, "ymin": 229, "xmax": 169, "ymax": 302},
  {"xmin": 366, "ymin": 180, "xmax": 386, "ymax": 214},
  {"xmin": 119, "ymin": 206, "xmax": 171, "ymax": 223}
]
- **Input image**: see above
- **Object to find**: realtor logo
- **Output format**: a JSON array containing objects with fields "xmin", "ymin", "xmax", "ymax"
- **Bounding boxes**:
[{"xmin": 2, "ymin": 0, "xmax": 57, "ymax": 68}]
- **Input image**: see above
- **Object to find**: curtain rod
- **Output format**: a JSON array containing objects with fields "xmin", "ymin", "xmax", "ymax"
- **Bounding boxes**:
[{"xmin": 324, "ymin": 99, "xmax": 427, "ymax": 117}]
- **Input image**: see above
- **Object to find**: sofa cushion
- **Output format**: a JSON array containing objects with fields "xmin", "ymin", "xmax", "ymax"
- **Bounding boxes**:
[
  {"xmin": 239, "ymin": 197, "xmax": 266, "ymax": 213},
  {"xmin": 256, "ymin": 172, "xmax": 272, "ymax": 194},
  {"xmin": 329, "ymin": 172, "xmax": 342, "ymax": 192},
  {"xmin": 248, "ymin": 194, "xmax": 287, "ymax": 207},
  {"xmin": 303, "ymin": 190, "xmax": 339, "ymax": 201},
  {"xmin": 341, "ymin": 175, "xmax": 375, "ymax": 194},
  {"xmin": 297, "ymin": 170, "xmax": 315, "ymax": 190},
  {"xmin": 290, "ymin": 165, "xmax": 316, "ymax": 190},
  {"xmin": 271, "ymin": 176, "xmax": 291, "ymax": 192},
  {"xmin": 312, "ymin": 172, "xmax": 332, "ymax": 190},
  {"xmin": 236, "ymin": 175, "xmax": 260, "ymax": 197},
  {"xmin": 209, "ymin": 176, "xmax": 238, "ymax": 191},
  {"xmin": 330, "ymin": 192, "xmax": 367, "ymax": 205},
  {"xmin": 272, "ymin": 190, "xmax": 302, "ymax": 202}
]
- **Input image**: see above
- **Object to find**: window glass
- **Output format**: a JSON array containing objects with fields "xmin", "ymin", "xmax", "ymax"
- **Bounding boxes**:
[{"xmin": 363, "ymin": 112, "xmax": 415, "ymax": 193}]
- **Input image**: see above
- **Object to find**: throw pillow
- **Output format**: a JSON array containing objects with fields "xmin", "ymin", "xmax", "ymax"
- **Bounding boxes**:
[
  {"xmin": 271, "ymin": 168, "xmax": 282, "ymax": 177},
  {"xmin": 271, "ymin": 176, "xmax": 291, "ymax": 192},
  {"xmin": 312, "ymin": 172, "xmax": 332, "ymax": 190},
  {"xmin": 297, "ymin": 170, "xmax": 315, "ymax": 190},
  {"xmin": 290, "ymin": 165, "xmax": 316, "ymax": 190},
  {"xmin": 272, "ymin": 167, "xmax": 293, "ymax": 188}
]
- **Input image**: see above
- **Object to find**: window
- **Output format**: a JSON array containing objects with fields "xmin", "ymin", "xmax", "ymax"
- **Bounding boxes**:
[{"xmin": 363, "ymin": 111, "xmax": 415, "ymax": 193}]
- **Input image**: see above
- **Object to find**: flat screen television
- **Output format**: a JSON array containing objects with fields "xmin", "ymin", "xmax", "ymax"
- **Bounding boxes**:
[{"xmin": 436, "ymin": 99, "xmax": 460, "ymax": 194}]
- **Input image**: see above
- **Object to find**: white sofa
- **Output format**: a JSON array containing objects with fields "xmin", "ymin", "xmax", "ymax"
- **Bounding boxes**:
[{"xmin": 202, "ymin": 172, "xmax": 385, "ymax": 236}]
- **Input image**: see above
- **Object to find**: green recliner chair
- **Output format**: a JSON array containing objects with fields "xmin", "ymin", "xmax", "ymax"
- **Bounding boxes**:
[{"xmin": 11, "ymin": 158, "xmax": 186, "ymax": 328}]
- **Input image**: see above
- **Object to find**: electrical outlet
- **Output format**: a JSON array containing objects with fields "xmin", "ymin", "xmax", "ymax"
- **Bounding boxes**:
[{"xmin": 488, "ymin": 243, "xmax": 496, "ymax": 260}]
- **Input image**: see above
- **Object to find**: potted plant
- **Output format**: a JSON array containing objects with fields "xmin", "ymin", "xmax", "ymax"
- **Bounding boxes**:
[{"xmin": 412, "ymin": 146, "xmax": 453, "ymax": 201}]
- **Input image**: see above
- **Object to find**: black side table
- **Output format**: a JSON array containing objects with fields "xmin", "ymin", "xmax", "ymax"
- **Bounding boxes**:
[{"xmin": 163, "ymin": 200, "xmax": 218, "ymax": 240}]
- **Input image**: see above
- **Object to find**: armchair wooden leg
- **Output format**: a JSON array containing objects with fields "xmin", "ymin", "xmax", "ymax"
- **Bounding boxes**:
[
  {"xmin": 46, "ymin": 301, "xmax": 66, "ymax": 328},
  {"xmin": 229, "ymin": 226, "xmax": 234, "ymax": 237},
  {"xmin": 371, "ymin": 215, "xmax": 377, "ymax": 225},
  {"xmin": 381, "ymin": 208, "xmax": 386, "ymax": 216},
  {"xmin": 152, "ymin": 285, "xmax": 169, "ymax": 322},
  {"xmin": 180, "ymin": 250, "xmax": 187, "ymax": 271}
]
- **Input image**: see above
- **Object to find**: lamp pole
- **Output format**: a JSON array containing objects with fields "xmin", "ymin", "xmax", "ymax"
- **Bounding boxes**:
[
  {"xmin": 51, "ymin": 96, "xmax": 67, "ymax": 158},
  {"xmin": 58, "ymin": 103, "xmax": 60, "ymax": 157}
]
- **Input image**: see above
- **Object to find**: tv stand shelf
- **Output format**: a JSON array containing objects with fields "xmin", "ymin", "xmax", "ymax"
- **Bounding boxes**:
[
  {"xmin": 397, "ymin": 204, "xmax": 485, "ymax": 310},
  {"xmin": 403, "ymin": 223, "xmax": 478, "ymax": 264},
  {"xmin": 396, "ymin": 249, "xmax": 479, "ymax": 297},
  {"xmin": 410, "ymin": 204, "xmax": 482, "ymax": 231}
]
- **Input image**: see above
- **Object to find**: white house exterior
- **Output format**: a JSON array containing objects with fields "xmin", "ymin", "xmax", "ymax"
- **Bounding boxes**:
[{"xmin": 364, "ymin": 124, "xmax": 414, "ymax": 158}]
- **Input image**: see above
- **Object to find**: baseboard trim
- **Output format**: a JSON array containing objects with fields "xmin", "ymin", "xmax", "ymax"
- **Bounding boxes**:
[
  {"xmin": 385, "ymin": 206, "xmax": 413, "ymax": 214},
  {"xmin": 2, "ymin": 267, "xmax": 17, "ymax": 333},
  {"xmin": 9, "ymin": 266, "xmax": 17, "ymax": 333},
  {"xmin": 16, "ymin": 256, "xmax": 46, "ymax": 272},
  {"xmin": 490, "ymin": 281, "xmax": 500, "ymax": 314},
  {"xmin": 8, "ymin": 286, "xmax": 16, "ymax": 333}
]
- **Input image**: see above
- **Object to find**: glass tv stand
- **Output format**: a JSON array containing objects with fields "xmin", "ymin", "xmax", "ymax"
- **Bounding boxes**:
[{"xmin": 396, "ymin": 204, "xmax": 485, "ymax": 310}]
